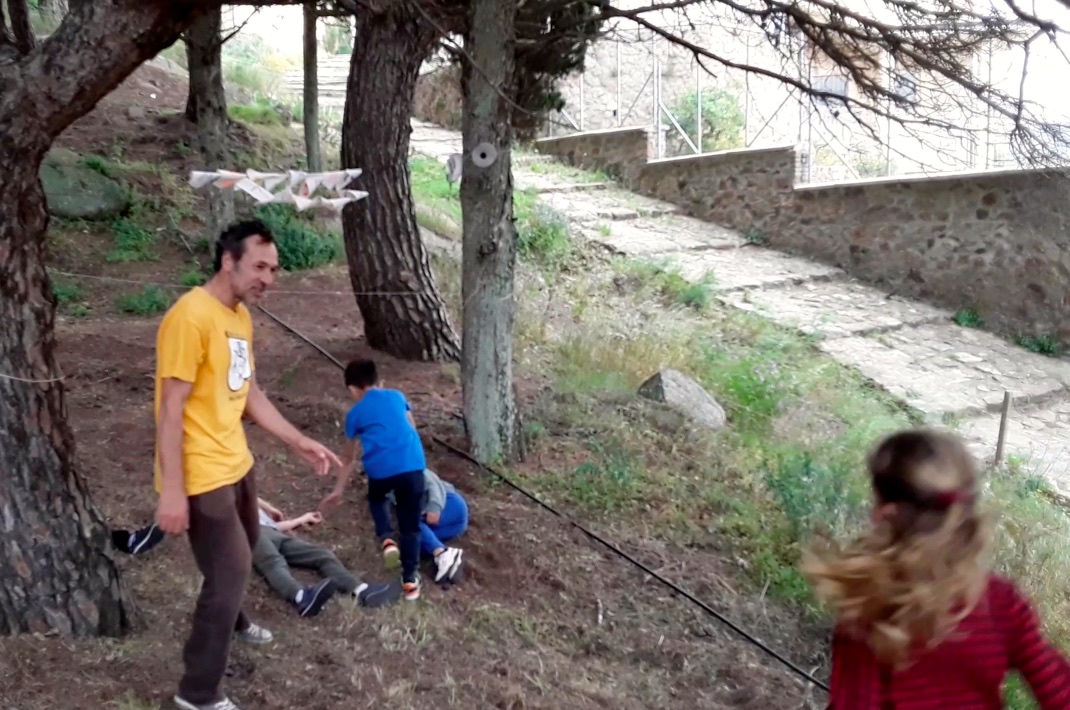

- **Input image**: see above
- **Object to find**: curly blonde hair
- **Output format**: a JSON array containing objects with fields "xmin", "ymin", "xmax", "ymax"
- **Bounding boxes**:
[{"xmin": 802, "ymin": 428, "xmax": 990, "ymax": 668}]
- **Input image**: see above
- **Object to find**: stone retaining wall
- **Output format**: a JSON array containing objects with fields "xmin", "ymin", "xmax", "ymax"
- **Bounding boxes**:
[
  {"xmin": 535, "ymin": 129, "xmax": 1070, "ymax": 341},
  {"xmin": 413, "ymin": 65, "xmax": 462, "ymax": 131}
]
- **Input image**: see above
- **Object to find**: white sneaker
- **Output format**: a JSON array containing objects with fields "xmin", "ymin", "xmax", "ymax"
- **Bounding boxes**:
[
  {"xmin": 174, "ymin": 695, "xmax": 240, "ymax": 710},
  {"xmin": 234, "ymin": 622, "xmax": 273, "ymax": 645},
  {"xmin": 433, "ymin": 547, "xmax": 464, "ymax": 583}
]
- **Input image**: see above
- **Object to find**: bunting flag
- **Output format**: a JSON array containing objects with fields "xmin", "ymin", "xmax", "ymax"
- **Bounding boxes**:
[{"xmin": 188, "ymin": 168, "xmax": 369, "ymax": 212}]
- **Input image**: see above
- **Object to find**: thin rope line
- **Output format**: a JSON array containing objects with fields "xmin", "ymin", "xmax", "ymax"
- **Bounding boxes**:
[
  {"xmin": 0, "ymin": 372, "xmax": 65, "ymax": 384},
  {"xmin": 47, "ymin": 269, "xmax": 432, "ymax": 297}
]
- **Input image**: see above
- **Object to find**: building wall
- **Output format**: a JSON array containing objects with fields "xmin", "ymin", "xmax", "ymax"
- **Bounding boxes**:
[{"xmin": 535, "ymin": 128, "xmax": 1070, "ymax": 341}]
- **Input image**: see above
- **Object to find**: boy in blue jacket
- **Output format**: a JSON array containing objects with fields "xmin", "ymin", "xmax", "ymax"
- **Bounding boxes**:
[{"xmin": 325, "ymin": 359, "xmax": 426, "ymax": 601}]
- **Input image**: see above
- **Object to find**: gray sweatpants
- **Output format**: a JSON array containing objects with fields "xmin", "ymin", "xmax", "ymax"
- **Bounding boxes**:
[{"xmin": 251, "ymin": 526, "xmax": 361, "ymax": 601}]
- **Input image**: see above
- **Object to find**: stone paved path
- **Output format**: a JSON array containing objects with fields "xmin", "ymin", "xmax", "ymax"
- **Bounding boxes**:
[{"xmin": 407, "ymin": 120, "xmax": 1070, "ymax": 494}]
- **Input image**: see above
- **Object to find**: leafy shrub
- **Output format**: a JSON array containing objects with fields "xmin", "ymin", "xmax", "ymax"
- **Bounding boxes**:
[{"xmin": 255, "ymin": 204, "xmax": 343, "ymax": 271}]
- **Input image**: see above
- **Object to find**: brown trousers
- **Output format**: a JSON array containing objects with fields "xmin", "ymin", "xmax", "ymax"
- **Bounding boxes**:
[{"xmin": 177, "ymin": 470, "xmax": 259, "ymax": 705}]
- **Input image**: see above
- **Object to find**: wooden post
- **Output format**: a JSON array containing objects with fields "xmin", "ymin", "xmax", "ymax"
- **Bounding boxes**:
[
  {"xmin": 303, "ymin": 0, "xmax": 322, "ymax": 172},
  {"xmin": 994, "ymin": 391, "xmax": 1011, "ymax": 466}
]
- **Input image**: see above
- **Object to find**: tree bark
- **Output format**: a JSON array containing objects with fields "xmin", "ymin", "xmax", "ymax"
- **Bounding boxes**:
[
  {"xmin": 303, "ymin": 0, "xmax": 321, "ymax": 172},
  {"xmin": 0, "ymin": 0, "xmax": 218, "ymax": 638},
  {"xmin": 460, "ymin": 0, "xmax": 523, "ymax": 463},
  {"xmin": 184, "ymin": 34, "xmax": 198, "ymax": 122},
  {"xmin": 184, "ymin": 8, "xmax": 226, "ymax": 126},
  {"xmin": 189, "ymin": 7, "xmax": 234, "ymax": 238},
  {"xmin": 340, "ymin": 10, "xmax": 461, "ymax": 362},
  {"xmin": 7, "ymin": 0, "xmax": 36, "ymax": 54}
]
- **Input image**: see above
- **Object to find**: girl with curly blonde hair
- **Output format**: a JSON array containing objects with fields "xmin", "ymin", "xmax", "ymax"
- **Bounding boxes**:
[{"xmin": 803, "ymin": 428, "xmax": 1070, "ymax": 708}]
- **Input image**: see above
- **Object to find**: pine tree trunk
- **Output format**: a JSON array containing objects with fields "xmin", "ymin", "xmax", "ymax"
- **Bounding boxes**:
[
  {"xmin": 0, "ymin": 161, "xmax": 140, "ymax": 637},
  {"xmin": 183, "ymin": 8, "xmax": 225, "ymax": 126},
  {"xmin": 184, "ymin": 41, "xmax": 198, "ymax": 122},
  {"xmin": 460, "ymin": 0, "xmax": 523, "ymax": 463},
  {"xmin": 303, "ymin": 0, "xmax": 322, "ymax": 172},
  {"xmin": 0, "ymin": 0, "xmax": 218, "ymax": 638},
  {"xmin": 7, "ymin": 0, "xmax": 35, "ymax": 54},
  {"xmin": 340, "ymin": 10, "xmax": 460, "ymax": 362},
  {"xmin": 189, "ymin": 7, "xmax": 233, "ymax": 238}
]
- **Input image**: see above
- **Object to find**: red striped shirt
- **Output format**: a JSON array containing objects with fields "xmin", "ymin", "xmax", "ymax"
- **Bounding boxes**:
[{"xmin": 827, "ymin": 575, "xmax": 1070, "ymax": 709}]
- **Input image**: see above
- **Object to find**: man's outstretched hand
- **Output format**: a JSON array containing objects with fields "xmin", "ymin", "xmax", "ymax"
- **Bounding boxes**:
[{"xmin": 292, "ymin": 435, "xmax": 343, "ymax": 476}]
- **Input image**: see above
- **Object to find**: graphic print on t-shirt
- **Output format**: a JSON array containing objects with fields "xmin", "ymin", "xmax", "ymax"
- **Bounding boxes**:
[{"xmin": 227, "ymin": 336, "xmax": 253, "ymax": 392}]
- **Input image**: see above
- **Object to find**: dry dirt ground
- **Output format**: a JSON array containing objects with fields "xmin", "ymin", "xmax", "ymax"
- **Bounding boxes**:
[{"xmin": 0, "ymin": 65, "xmax": 827, "ymax": 709}]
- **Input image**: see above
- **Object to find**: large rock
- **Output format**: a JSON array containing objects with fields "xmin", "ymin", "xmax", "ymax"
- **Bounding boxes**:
[
  {"xmin": 39, "ymin": 150, "xmax": 129, "ymax": 221},
  {"xmin": 638, "ymin": 368, "xmax": 728, "ymax": 431}
]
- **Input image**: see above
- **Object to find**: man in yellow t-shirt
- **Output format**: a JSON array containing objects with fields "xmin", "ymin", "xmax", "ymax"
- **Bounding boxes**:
[{"xmin": 154, "ymin": 219, "xmax": 342, "ymax": 710}]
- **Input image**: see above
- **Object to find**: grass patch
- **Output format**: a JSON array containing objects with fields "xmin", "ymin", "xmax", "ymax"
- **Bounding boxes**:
[
  {"xmin": 409, "ymin": 156, "xmax": 575, "ymax": 269},
  {"xmin": 52, "ymin": 280, "xmax": 91, "ymax": 317},
  {"xmin": 519, "ymin": 254, "xmax": 914, "ymax": 609},
  {"xmin": 179, "ymin": 268, "xmax": 208, "ymax": 287},
  {"xmin": 953, "ymin": 308, "xmax": 985, "ymax": 329},
  {"xmin": 52, "ymin": 280, "xmax": 83, "ymax": 305},
  {"xmin": 80, "ymin": 155, "xmax": 158, "ymax": 179},
  {"xmin": 743, "ymin": 227, "xmax": 767, "ymax": 246},
  {"xmin": 106, "ymin": 219, "xmax": 157, "ymax": 263},
  {"xmin": 1014, "ymin": 333, "xmax": 1062, "ymax": 357},
  {"xmin": 116, "ymin": 286, "xmax": 170, "ymax": 316},
  {"xmin": 514, "ymin": 191, "xmax": 572, "ymax": 268},
  {"xmin": 621, "ymin": 259, "xmax": 716, "ymax": 311},
  {"xmin": 229, "ymin": 100, "xmax": 284, "ymax": 126},
  {"xmin": 255, "ymin": 204, "xmax": 343, "ymax": 271},
  {"xmin": 522, "ymin": 159, "xmax": 611, "ymax": 184},
  {"xmin": 409, "ymin": 157, "xmax": 463, "ymax": 226}
]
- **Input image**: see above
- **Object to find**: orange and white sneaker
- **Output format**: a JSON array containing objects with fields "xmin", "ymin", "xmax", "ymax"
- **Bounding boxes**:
[
  {"xmin": 381, "ymin": 539, "xmax": 400, "ymax": 570},
  {"xmin": 402, "ymin": 575, "xmax": 421, "ymax": 601}
]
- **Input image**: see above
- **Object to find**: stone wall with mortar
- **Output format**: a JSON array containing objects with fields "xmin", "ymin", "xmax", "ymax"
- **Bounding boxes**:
[
  {"xmin": 413, "ymin": 65, "xmax": 463, "ymax": 131},
  {"xmin": 536, "ymin": 128, "xmax": 1070, "ymax": 341}
]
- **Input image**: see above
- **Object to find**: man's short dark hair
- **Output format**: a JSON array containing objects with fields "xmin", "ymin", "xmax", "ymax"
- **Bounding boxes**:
[
  {"xmin": 212, "ymin": 219, "xmax": 275, "ymax": 273},
  {"xmin": 344, "ymin": 359, "xmax": 378, "ymax": 389}
]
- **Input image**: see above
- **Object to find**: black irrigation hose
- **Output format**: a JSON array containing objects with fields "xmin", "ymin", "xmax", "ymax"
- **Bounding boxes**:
[{"xmin": 258, "ymin": 302, "xmax": 830, "ymax": 694}]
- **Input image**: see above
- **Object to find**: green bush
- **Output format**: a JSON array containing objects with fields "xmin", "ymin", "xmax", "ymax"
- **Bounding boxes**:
[
  {"xmin": 515, "ymin": 196, "xmax": 571, "ymax": 267},
  {"xmin": 255, "ymin": 204, "xmax": 343, "ymax": 271},
  {"xmin": 116, "ymin": 286, "xmax": 170, "ymax": 315},
  {"xmin": 106, "ymin": 219, "xmax": 157, "ymax": 263},
  {"xmin": 229, "ymin": 101, "xmax": 283, "ymax": 126}
]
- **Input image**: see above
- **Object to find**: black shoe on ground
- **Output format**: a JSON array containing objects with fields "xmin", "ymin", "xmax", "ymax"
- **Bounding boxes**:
[
  {"xmin": 356, "ymin": 580, "xmax": 403, "ymax": 609},
  {"xmin": 296, "ymin": 579, "xmax": 337, "ymax": 617},
  {"xmin": 112, "ymin": 523, "xmax": 165, "ymax": 556}
]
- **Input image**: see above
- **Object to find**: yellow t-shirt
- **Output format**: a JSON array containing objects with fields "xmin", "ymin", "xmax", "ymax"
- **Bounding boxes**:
[{"xmin": 154, "ymin": 287, "xmax": 255, "ymax": 496}]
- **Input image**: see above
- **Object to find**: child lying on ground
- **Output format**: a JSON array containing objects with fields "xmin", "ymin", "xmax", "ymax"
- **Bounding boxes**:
[
  {"xmin": 253, "ymin": 497, "xmax": 399, "ymax": 617},
  {"xmin": 803, "ymin": 428, "xmax": 1070, "ymax": 709},
  {"xmin": 325, "ymin": 467, "xmax": 467, "ymax": 584}
]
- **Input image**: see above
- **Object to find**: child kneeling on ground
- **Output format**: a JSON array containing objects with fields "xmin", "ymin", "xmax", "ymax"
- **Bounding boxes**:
[{"xmin": 253, "ymin": 497, "xmax": 398, "ymax": 617}]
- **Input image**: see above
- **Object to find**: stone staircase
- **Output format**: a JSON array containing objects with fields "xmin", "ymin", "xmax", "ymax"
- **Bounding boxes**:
[
  {"xmin": 281, "ymin": 54, "xmax": 349, "ymax": 107},
  {"xmin": 407, "ymin": 120, "xmax": 1070, "ymax": 494}
]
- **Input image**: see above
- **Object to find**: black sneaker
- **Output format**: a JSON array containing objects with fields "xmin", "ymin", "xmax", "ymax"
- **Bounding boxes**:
[
  {"xmin": 112, "ymin": 524, "xmax": 165, "ymax": 556},
  {"xmin": 296, "ymin": 579, "xmax": 337, "ymax": 617},
  {"xmin": 356, "ymin": 580, "xmax": 402, "ymax": 608}
]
